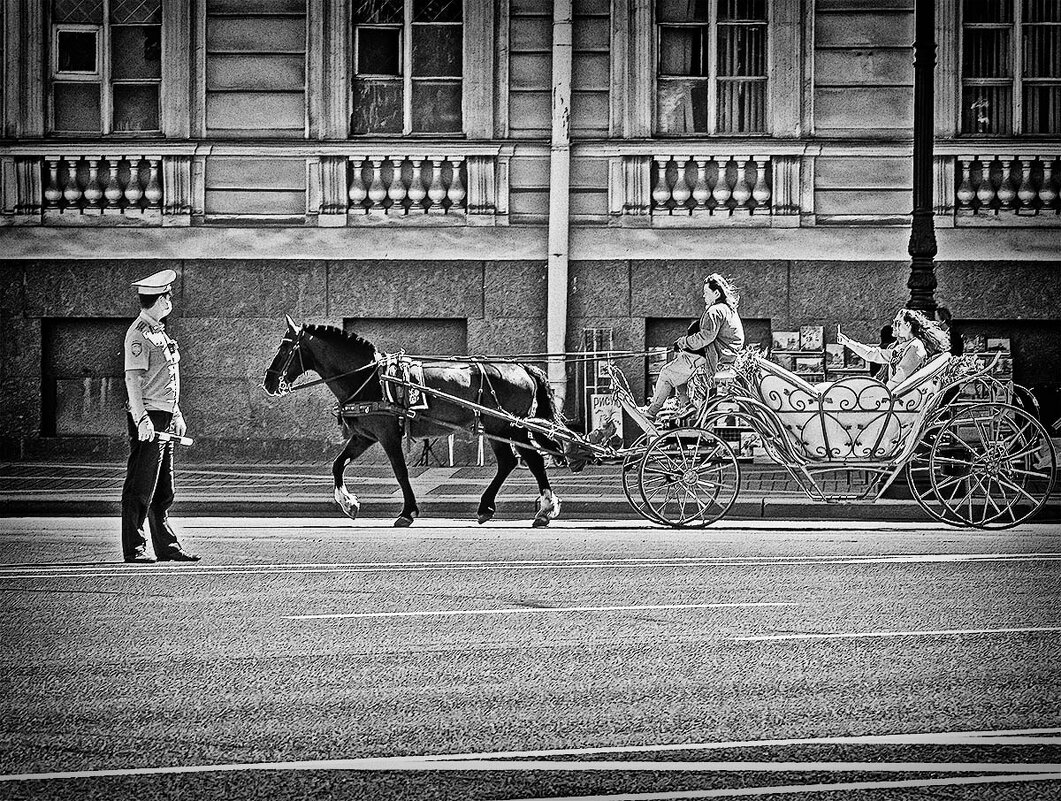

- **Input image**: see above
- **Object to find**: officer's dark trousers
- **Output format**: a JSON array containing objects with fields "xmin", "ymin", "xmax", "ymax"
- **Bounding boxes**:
[{"xmin": 121, "ymin": 410, "xmax": 181, "ymax": 559}]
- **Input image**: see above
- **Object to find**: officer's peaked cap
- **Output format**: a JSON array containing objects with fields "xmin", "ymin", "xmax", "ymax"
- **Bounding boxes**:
[{"xmin": 132, "ymin": 269, "xmax": 176, "ymax": 296}]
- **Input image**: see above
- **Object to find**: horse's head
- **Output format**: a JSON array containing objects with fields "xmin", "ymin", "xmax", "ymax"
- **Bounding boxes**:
[{"xmin": 262, "ymin": 315, "xmax": 310, "ymax": 396}]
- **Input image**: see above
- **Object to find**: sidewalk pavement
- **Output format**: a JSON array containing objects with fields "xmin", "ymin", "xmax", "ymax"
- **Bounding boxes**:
[{"xmin": 6, "ymin": 459, "xmax": 1044, "ymax": 523}]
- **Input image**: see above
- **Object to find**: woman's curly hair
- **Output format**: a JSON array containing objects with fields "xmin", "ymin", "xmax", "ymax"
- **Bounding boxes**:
[
  {"xmin": 706, "ymin": 273, "xmax": 740, "ymax": 309},
  {"xmin": 898, "ymin": 308, "xmax": 950, "ymax": 355}
]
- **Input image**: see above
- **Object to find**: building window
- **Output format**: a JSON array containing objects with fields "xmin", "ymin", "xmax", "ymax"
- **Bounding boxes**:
[
  {"xmin": 655, "ymin": 0, "xmax": 767, "ymax": 135},
  {"xmin": 49, "ymin": 0, "xmax": 162, "ymax": 134},
  {"xmin": 351, "ymin": 0, "xmax": 463, "ymax": 135},
  {"xmin": 961, "ymin": 0, "xmax": 1061, "ymax": 135}
]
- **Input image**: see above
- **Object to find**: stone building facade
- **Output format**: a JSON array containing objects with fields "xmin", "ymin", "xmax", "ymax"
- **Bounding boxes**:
[{"xmin": 1, "ymin": 0, "xmax": 1059, "ymax": 462}]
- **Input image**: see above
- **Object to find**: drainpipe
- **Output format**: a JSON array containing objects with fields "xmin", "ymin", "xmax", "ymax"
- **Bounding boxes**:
[{"xmin": 546, "ymin": 0, "xmax": 573, "ymax": 411}]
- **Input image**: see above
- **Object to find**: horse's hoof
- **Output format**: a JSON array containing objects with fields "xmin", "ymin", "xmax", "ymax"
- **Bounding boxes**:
[
  {"xmin": 531, "ymin": 516, "xmax": 550, "ymax": 528},
  {"xmin": 477, "ymin": 509, "xmax": 494, "ymax": 525},
  {"xmin": 394, "ymin": 514, "xmax": 415, "ymax": 528}
]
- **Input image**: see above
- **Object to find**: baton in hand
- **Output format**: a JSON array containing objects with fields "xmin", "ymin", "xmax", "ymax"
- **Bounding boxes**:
[{"xmin": 156, "ymin": 431, "xmax": 194, "ymax": 446}]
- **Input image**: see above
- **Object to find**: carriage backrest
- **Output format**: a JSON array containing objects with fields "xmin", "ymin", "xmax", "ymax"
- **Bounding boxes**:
[{"xmin": 751, "ymin": 353, "xmax": 952, "ymax": 461}]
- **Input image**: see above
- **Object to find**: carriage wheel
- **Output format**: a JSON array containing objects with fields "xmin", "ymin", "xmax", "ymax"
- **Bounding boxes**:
[
  {"xmin": 637, "ymin": 427, "xmax": 741, "ymax": 528},
  {"xmin": 622, "ymin": 434, "xmax": 669, "ymax": 525},
  {"xmin": 926, "ymin": 403, "xmax": 1055, "ymax": 529},
  {"xmin": 907, "ymin": 409, "xmax": 973, "ymax": 528}
]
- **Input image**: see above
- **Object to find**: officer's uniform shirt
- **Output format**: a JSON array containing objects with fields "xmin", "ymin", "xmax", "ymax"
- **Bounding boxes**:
[{"xmin": 124, "ymin": 311, "xmax": 180, "ymax": 412}]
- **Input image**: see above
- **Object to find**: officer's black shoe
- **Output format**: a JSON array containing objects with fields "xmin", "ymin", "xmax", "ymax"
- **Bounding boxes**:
[
  {"xmin": 125, "ymin": 552, "xmax": 156, "ymax": 564},
  {"xmin": 158, "ymin": 550, "xmax": 201, "ymax": 562}
]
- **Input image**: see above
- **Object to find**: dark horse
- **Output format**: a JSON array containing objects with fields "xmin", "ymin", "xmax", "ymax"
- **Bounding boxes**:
[{"xmin": 262, "ymin": 316, "xmax": 565, "ymax": 527}]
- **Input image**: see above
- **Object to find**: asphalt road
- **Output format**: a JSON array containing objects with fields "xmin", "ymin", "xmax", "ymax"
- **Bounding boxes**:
[{"xmin": 1, "ymin": 517, "xmax": 1059, "ymax": 800}]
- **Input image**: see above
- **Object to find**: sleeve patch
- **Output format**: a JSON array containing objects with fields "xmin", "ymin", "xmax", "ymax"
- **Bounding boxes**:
[{"xmin": 131, "ymin": 342, "xmax": 142, "ymax": 357}]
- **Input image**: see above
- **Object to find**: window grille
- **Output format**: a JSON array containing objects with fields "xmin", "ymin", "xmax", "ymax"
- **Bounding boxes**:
[
  {"xmin": 961, "ymin": 0, "xmax": 1061, "ymax": 135},
  {"xmin": 49, "ymin": 0, "xmax": 162, "ymax": 134},
  {"xmin": 655, "ymin": 0, "xmax": 768, "ymax": 135},
  {"xmin": 351, "ymin": 0, "xmax": 463, "ymax": 135}
]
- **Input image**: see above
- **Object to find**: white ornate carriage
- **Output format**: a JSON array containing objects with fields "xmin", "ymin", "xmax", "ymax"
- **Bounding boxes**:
[{"xmin": 611, "ymin": 349, "xmax": 1056, "ymax": 530}]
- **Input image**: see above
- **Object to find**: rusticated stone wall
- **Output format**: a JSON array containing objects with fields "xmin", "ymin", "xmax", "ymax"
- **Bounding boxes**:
[{"xmin": 1, "ymin": 258, "xmax": 1059, "ymax": 462}]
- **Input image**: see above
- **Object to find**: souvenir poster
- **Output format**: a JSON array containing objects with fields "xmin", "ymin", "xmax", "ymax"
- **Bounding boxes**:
[
  {"xmin": 986, "ymin": 337, "xmax": 1011, "ymax": 352},
  {"xmin": 799, "ymin": 325, "xmax": 824, "ymax": 351},
  {"xmin": 771, "ymin": 353, "xmax": 796, "ymax": 371},
  {"xmin": 846, "ymin": 351, "xmax": 867, "ymax": 369},
  {"xmin": 825, "ymin": 344, "xmax": 845, "ymax": 368},
  {"xmin": 738, "ymin": 432, "xmax": 758, "ymax": 458},
  {"xmin": 589, "ymin": 393, "xmax": 624, "ymax": 440},
  {"xmin": 962, "ymin": 333, "xmax": 986, "ymax": 353},
  {"xmin": 771, "ymin": 331, "xmax": 799, "ymax": 351},
  {"xmin": 795, "ymin": 356, "xmax": 823, "ymax": 375}
]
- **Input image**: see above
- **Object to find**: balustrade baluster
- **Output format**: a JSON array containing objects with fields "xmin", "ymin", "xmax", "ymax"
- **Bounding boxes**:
[
  {"xmin": 1039, "ymin": 159, "xmax": 1058, "ymax": 211},
  {"xmin": 125, "ymin": 158, "xmax": 144, "ymax": 208},
  {"xmin": 407, "ymin": 158, "xmax": 427, "ymax": 213},
  {"xmin": 711, "ymin": 157, "xmax": 731, "ymax": 214},
  {"xmin": 670, "ymin": 156, "xmax": 692, "ymax": 213},
  {"xmin": 367, "ymin": 159, "xmax": 387, "ymax": 211},
  {"xmin": 1016, "ymin": 157, "xmax": 1037, "ymax": 213},
  {"xmin": 144, "ymin": 159, "xmax": 162, "ymax": 208},
  {"xmin": 996, "ymin": 156, "xmax": 1017, "ymax": 210},
  {"xmin": 956, "ymin": 159, "xmax": 975, "ymax": 211},
  {"xmin": 103, "ymin": 158, "xmax": 124, "ymax": 210},
  {"xmin": 83, "ymin": 159, "xmax": 103, "ymax": 210},
  {"xmin": 43, "ymin": 159, "xmax": 62, "ymax": 207},
  {"xmin": 731, "ymin": 157, "xmax": 752, "ymax": 215},
  {"xmin": 426, "ymin": 158, "xmax": 447, "ymax": 214},
  {"xmin": 447, "ymin": 157, "xmax": 466, "ymax": 210},
  {"xmin": 62, "ymin": 157, "xmax": 83, "ymax": 208},
  {"xmin": 347, "ymin": 157, "xmax": 368, "ymax": 212},
  {"xmin": 386, "ymin": 157, "xmax": 408, "ymax": 214},
  {"xmin": 651, "ymin": 156, "xmax": 672, "ymax": 213},
  {"xmin": 691, "ymin": 158, "xmax": 710, "ymax": 213},
  {"xmin": 752, "ymin": 157, "xmax": 771, "ymax": 212},
  {"xmin": 975, "ymin": 157, "xmax": 998, "ymax": 213}
]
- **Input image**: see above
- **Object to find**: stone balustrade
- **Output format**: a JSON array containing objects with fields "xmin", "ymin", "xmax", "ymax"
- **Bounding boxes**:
[
  {"xmin": 954, "ymin": 153, "xmax": 1059, "ymax": 217},
  {"xmin": 608, "ymin": 150, "xmax": 800, "ymax": 226},
  {"xmin": 650, "ymin": 154, "xmax": 773, "ymax": 216},
  {"xmin": 42, "ymin": 155, "xmax": 164, "ymax": 215},
  {"xmin": 348, "ymin": 155, "xmax": 466, "ymax": 216}
]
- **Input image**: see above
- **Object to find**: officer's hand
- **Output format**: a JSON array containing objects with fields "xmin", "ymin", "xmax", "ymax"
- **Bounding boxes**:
[
  {"xmin": 138, "ymin": 416, "xmax": 155, "ymax": 441},
  {"xmin": 173, "ymin": 416, "xmax": 187, "ymax": 437}
]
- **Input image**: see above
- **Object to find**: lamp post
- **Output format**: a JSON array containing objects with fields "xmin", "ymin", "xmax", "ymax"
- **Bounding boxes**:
[{"xmin": 907, "ymin": 0, "xmax": 938, "ymax": 314}]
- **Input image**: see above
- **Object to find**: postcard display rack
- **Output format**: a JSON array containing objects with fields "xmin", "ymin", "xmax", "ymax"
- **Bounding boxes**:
[
  {"xmin": 961, "ymin": 334, "xmax": 1015, "ymax": 402},
  {"xmin": 768, "ymin": 325, "xmax": 870, "ymax": 382}
]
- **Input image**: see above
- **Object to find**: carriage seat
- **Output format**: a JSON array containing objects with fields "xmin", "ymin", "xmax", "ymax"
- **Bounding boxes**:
[{"xmin": 748, "ymin": 353, "xmax": 953, "ymax": 461}]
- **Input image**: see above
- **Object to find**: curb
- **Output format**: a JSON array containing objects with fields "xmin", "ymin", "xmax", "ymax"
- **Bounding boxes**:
[{"xmin": 5, "ymin": 497, "xmax": 1046, "ymax": 524}]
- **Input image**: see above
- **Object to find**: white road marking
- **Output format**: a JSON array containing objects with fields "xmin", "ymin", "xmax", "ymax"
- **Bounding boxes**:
[
  {"xmin": 398, "ymin": 727, "xmax": 1061, "ymax": 762},
  {"xmin": 3, "ymin": 761, "xmax": 1059, "ymax": 785},
  {"xmin": 282, "ymin": 602, "xmax": 796, "ymax": 621},
  {"xmin": 3, "ymin": 728, "xmax": 1059, "ymax": 783},
  {"xmin": 508, "ymin": 773, "xmax": 1061, "ymax": 800},
  {"xmin": 732, "ymin": 626, "xmax": 1061, "ymax": 642}
]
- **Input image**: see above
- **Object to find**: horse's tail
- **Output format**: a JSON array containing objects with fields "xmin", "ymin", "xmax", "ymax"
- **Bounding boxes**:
[{"xmin": 522, "ymin": 363, "xmax": 567, "ymax": 458}]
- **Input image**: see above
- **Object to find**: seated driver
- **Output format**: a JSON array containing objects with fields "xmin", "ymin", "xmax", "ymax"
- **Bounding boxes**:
[
  {"xmin": 642, "ymin": 273, "xmax": 745, "ymax": 420},
  {"xmin": 838, "ymin": 308, "xmax": 950, "ymax": 388}
]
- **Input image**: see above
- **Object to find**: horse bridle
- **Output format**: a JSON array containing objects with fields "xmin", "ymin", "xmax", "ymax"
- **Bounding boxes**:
[
  {"xmin": 265, "ymin": 327, "xmax": 310, "ymax": 396},
  {"xmin": 266, "ymin": 326, "xmax": 382, "ymax": 398}
]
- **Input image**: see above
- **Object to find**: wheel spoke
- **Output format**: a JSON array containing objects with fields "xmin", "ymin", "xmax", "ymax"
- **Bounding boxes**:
[
  {"xmin": 994, "ymin": 474, "xmax": 1039, "ymax": 506},
  {"xmin": 971, "ymin": 414, "xmax": 994, "ymax": 449},
  {"xmin": 934, "ymin": 473, "xmax": 971, "ymax": 493},
  {"xmin": 1008, "ymin": 465, "xmax": 1053, "ymax": 479},
  {"xmin": 932, "ymin": 455, "xmax": 979, "ymax": 467}
]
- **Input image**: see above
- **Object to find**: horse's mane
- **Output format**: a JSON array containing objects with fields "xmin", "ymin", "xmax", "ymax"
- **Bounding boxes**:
[{"xmin": 305, "ymin": 324, "xmax": 377, "ymax": 363}]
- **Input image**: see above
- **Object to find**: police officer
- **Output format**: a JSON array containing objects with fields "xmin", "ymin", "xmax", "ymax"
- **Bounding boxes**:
[{"xmin": 121, "ymin": 269, "xmax": 200, "ymax": 563}]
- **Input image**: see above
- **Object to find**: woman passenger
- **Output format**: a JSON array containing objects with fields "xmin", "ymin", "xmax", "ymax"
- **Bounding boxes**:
[{"xmin": 838, "ymin": 308, "xmax": 950, "ymax": 388}]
